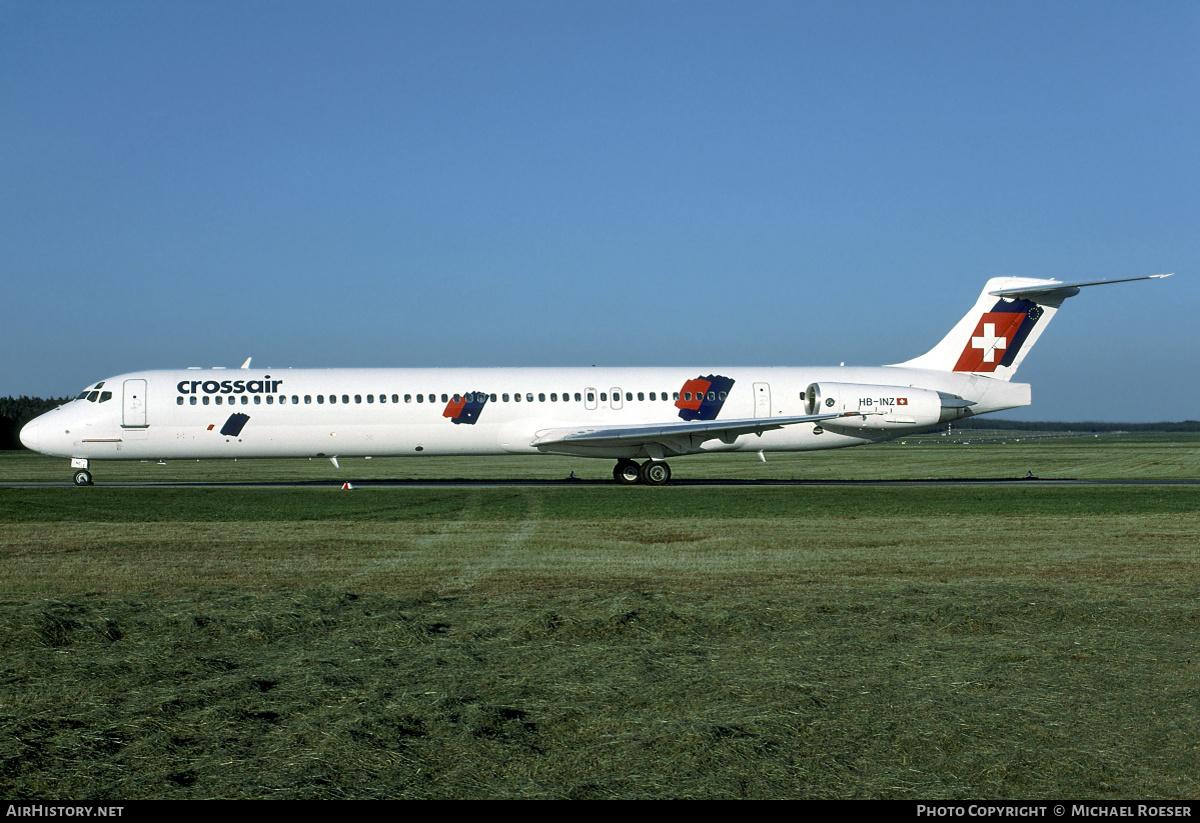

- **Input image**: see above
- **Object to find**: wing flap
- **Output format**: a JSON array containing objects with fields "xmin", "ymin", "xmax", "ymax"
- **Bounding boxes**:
[{"xmin": 530, "ymin": 413, "xmax": 843, "ymax": 456}]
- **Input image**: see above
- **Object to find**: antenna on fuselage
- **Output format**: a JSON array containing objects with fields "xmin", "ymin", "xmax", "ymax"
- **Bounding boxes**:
[{"xmin": 240, "ymin": 357, "xmax": 252, "ymax": 369}]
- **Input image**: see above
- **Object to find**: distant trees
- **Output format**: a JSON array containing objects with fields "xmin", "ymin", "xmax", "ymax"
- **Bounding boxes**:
[
  {"xmin": 0, "ymin": 396, "xmax": 71, "ymax": 449},
  {"xmin": 951, "ymin": 418, "xmax": 1200, "ymax": 433}
]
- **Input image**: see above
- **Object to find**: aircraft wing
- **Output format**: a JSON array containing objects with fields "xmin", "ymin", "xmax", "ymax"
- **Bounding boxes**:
[{"xmin": 530, "ymin": 412, "xmax": 844, "ymax": 457}]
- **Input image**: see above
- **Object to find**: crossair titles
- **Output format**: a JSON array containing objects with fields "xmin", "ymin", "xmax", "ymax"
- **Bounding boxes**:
[{"xmin": 176, "ymin": 377, "xmax": 283, "ymax": 396}]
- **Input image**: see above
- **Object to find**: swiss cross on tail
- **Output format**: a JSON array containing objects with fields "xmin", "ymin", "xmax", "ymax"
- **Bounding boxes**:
[{"xmin": 954, "ymin": 299, "xmax": 1044, "ymax": 373}]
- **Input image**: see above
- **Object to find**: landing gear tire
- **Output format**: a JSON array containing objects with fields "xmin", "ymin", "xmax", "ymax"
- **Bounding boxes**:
[
  {"xmin": 73, "ymin": 469, "xmax": 93, "ymax": 487},
  {"xmin": 614, "ymin": 459, "xmax": 641, "ymax": 485},
  {"xmin": 639, "ymin": 460, "xmax": 671, "ymax": 486}
]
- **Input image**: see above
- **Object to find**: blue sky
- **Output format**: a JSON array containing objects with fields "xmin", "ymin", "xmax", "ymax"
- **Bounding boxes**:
[{"xmin": 2, "ymin": 1, "xmax": 1196, "ymax": 421}]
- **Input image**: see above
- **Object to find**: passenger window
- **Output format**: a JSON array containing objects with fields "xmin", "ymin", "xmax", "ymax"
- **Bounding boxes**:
[
  {"xmin": 404, "ymin": 394, "xmax": 412, "ymax": 403},
  {"xmin": 575, "ymin": 393, "xmax": 582, "ymax": 402},
  {"xmin": 305, "ymin": 395, "xmax": 312, "ymax": 404},
  {"xmin": 527, "ymin": 393, "xmax": 534, "ymax": 402},
  {"xmin": 202, "ymin": 396, "xmax": 209, "ymax": 405},
  {"xmin": 189, "ymin": 397, "xmax": 197, "ymax": 405},
  {"xmin": 342, "ymin": 395, "xmax": 349, "ymax": 404},
  {"xmin": 626, "ymin": 392, "xmax": 633, "ymax": 401},
  {"xmin": 441, "ymin": 394, "xmax": 448, "ymax": 403},
  {"xmin": 318, "ymin": 395, "xmax": 325, "ymax": 404},
  {"xmin": 367, "ymin": 395, "xmax": 374, "ymax": 403},
  {"xmin": 266, "ymin": 396, "xmax": 273, "ymax": 404},
  {"xmin": 503, "ymin": 394, "xmax": 510, "ymax": 402},
  {"xmin": 600, "ymin": 393, "xmax": 607, "ymax": 402},
  {"xmin": 356, "ymin": 395, "xmax": 363, "ymax": 404},
  {"xmin": 241, "ymin": 396, "xmax": 248, "ymax": 405},
  {"xmin": 254, "ymin": 396, "xmax": 261, "ymax": 405},
  {"xmin": 392, "ymin": 395, "xmax": 399, "ymax": 403},
  {"xmin": 514, "ymin": 393, "xmax": 521, "ymax": 402},
  {"xmin": 649, "ymin": 392, "xmax": 656, "ymax": 401},
  {"xmin": 177, "ymin": 397, "xmax": 183, "ymax": 405},
  {"xmin": 215, "ymin": 396, "xmax": 223, "ymax": 405},
  {"xmin": 538, "ymin": 393, "xmax": 545, "ymax": 402}
]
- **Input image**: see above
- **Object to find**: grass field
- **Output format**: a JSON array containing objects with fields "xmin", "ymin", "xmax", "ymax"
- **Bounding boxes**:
[{"xmin": 1, "ymin": 436, "xmax": 1198, "ymax": 798}]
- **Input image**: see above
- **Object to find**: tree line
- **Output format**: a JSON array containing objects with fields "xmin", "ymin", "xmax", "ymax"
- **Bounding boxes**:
[
  {"xmin": 0, "ymin": 396, "xmax": 71, "ymax": 450},
  {"xmin": 951, "ymin": 418, "xmax": 1200, "ymax": 433}
]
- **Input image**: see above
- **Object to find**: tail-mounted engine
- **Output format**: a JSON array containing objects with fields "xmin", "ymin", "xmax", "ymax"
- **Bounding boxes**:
[{"xmin": 805, "ymin": 382, "xmax": 971, "ymax": 430}]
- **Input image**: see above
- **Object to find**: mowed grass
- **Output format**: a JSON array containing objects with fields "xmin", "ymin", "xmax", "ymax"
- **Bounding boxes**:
[{"xmin": 0, "ymin": 442, "xmax": 1198, "ymax": 799}]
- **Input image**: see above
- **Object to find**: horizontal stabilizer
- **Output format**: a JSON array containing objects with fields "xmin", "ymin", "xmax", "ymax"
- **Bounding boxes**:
[{"xmin": 989, "ymin": 273, "xmax": 1172, "ymax": 300}]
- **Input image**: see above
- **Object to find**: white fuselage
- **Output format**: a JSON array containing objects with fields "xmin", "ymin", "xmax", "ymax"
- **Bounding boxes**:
[{"xmin": 21, "ymin": 365, "xmax": 1030, "ymax": 463}]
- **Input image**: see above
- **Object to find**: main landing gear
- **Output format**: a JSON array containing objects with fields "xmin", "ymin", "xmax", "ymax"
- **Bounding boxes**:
[{"xmin": 613, "ymin": 458, "xmax": 672, "ymax": 486}]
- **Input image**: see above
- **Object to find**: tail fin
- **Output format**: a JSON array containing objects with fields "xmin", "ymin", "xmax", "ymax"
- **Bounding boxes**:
[{"xmin": 893, "ymin": 275, "xmax": 1171, "ymax": 380}]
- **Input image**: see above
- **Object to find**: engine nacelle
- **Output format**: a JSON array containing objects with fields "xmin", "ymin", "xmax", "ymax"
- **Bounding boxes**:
[{"xmin": 805, "ymin": 382, "xmax": 949, "ymax": 430}]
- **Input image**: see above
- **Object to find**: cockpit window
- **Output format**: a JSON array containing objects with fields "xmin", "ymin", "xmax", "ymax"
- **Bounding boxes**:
[
  {"xmin": 77, "ymin": 381, "xmax": 105, "ymax": 401},
  {"xmin": 99, "ymin": 391, "xmax": 112, "ymax": 403}
]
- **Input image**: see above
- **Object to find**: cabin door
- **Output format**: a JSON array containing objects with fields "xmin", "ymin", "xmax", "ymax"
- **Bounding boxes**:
[
  {"xmin": 753, "ymin": 382, "xmax": 771, "ymax": 418},
  {"xmin": 123, "ymin": 379, "xmax": 148, "ymax": 428}
]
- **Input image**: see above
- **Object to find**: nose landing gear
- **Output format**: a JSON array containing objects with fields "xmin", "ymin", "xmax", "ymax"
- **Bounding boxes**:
[
  {"xmin": 613, "ymin": 459, "xmax": 672, "ymax": 486},
  {"xmin": 70, "ymin": 459, "xmax": 94, "ymax": 486}
]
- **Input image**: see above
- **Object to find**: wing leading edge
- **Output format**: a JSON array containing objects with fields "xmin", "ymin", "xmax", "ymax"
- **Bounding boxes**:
[{"xmin": 530, "ymin": 412, "xmax": 844, "ymax": 458}]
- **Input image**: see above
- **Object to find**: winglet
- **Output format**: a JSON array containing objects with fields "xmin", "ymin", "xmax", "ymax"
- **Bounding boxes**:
[{"xmin": 240, "ymin": 357, "xmax": 252, "ymax": 369}]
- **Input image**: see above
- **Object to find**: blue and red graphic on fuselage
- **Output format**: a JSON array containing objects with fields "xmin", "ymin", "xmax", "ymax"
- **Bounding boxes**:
[
  {"xmin": 220, "ymin": 413, "xmax": 250, "ymax": 437},
  {"xmin": 676, "ymin": 374, "xmax": 735, "ymax": 421},
  {"xmin": 954, "ymin": 299, "xmax": 1044, "ymax": 373},
  {"xmin": 443, "ymin": 392, "xmax": 488, "ymax": 425}
]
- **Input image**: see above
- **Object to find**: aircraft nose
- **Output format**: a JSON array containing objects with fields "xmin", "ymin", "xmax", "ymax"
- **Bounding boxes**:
[{"xmin": 19, "ymin": 419, "xmax": 40, "ymax": 451}]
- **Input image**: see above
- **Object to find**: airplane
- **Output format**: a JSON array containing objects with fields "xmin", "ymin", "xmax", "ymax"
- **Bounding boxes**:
[{"xmin": 19, "ymin": 274, "xmax": 1170, "ymax": 486}]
